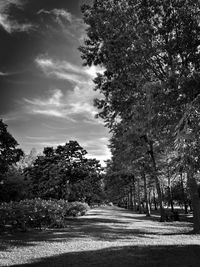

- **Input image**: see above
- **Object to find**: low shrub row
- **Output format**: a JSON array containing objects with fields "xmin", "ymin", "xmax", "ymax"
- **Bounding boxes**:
[{"xmin": 0, "ymin": 198, "xmax": 89, "ymax": 231}]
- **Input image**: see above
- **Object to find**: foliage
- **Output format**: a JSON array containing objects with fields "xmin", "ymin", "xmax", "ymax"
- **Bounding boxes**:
[
  {"xmin": 0, "ymin": 199, "xmax": 90, "ymax": 231},
  {"xmin": 80, "ymin": 0, "xmax": 200, "ymax": 228},
  {"xmin": 0, "ymin": 167, "xmax": 28, "ymax": 202},
  {"xmin": 0, "ymin": 119, "xmax": 24, "ymax": 181},
  {"xmin": 80, "ymin": 0, "xmax": 200, "ymax": 126},
  {"xmin": 16, "ymin": 148, "xmax": 38, "ymax": 171},
  {"xmin": 25, "ymin": 141, "xmax": 104, "ymax": 204}
]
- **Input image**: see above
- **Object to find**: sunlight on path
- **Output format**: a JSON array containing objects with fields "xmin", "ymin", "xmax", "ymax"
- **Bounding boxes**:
[{"xmin": 0, "ymin": 206, "xmax": 200, "ymax": 267}]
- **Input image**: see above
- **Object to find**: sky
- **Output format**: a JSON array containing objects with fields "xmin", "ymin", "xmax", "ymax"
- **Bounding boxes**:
[{"xmin": 0, "ymin": 0, "xmax": 111, "ymax": 165}]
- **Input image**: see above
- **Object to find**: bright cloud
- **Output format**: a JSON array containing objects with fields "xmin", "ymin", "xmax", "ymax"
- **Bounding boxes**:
[
  {"xmin": 24, "ymin": 89, "xmax": 64, "ymax": 107},
  {"xmin": 23, "ymin": 86, "xmax": 99, "ymax": 123},
  {"xmin": 0, "ymin": 71, "xmax": 8, "ymax": 76},
  {"xmin": 32, "ymin": 57, "xmax": 104, "ymax": 123},
  {"xmin": 35, "ymin": 57, "xmax": 85, "ymax": 84},
  {"xmin": 35, "ymin": 56, "xmax": 104, "ymax": 83},
  {"xmin": 81, "ymin": 137, "xmax": 111, "ymax": 165}
]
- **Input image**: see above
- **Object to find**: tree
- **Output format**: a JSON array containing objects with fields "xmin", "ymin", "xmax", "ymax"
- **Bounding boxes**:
[
  {"xmin": 25, "ymin": 141, "xmax": 104, "ymax": 203},
  {"xmin": 80, "ymin": 0, "xmax": 200, "ymax": 230},
  {"xmin": 17, "ymin": 148, "xmax": 38, "ymax": 171},
  {"xmin": 0, "ymin": 119, "xmax": 24, "ymax": 182},
  {"xmin": 175, "ymin": 93, "xmax": 200, "ymax": 232},
  {"xmin": 0, "ymin": 166, "xmax": 28, "ymax": 202}
]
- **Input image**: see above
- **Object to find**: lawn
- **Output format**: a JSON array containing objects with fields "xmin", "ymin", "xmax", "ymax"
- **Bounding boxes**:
[{"xmin": 0, "ymin": 206, "xmax": 200, "ymax": 267}]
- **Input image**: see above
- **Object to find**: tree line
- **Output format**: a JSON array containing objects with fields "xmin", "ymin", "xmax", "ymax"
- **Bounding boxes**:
[
  {"xmin": 80, "ymin": 0, "xmax": 200, "ymax": 233},
  {"xmin": 0, "ymin": 119, "xmax": 105, "ymax": 205}
]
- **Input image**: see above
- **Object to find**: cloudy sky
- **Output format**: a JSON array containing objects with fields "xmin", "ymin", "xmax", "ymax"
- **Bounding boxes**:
[{"xmin": 0, "ymin": 0, "xmax": 111, "ymax": 164}]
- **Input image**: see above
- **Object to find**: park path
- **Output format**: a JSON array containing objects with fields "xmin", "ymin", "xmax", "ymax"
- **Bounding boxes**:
[{"xmin": 1, "ymin": 206, "xmax": 200, "ymax": 267}]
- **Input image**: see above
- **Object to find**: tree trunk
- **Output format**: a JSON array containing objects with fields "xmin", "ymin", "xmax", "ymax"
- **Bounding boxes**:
[
  {"xmin": 167, "ymin": 167, "xmax": 174, "ymax": 212},
  {"xmin": 126, "ymin": 196, "xmax": 128, "ymax": 209},
  {"xmin": 132, "ymin": 181, "xmax": 137, "ymax": 211},
  {"xmin": 142, "ymin": 170, "xmax": 151, "ymax": 217},
  {"xmin": 180, "ymin": 172, "xmax": 188, "ymax": 214},
  {"xmin": 187, "ymin": 171, "xmax": 200, "ymax": 233},
  {"xmin": 127, "ymin": 193, "xmax": 130, "ymax": 209},
  {"xmin": 149, "ymin": 190, "xmax": 152, "ymax": 210},
  {"xmin": 149, "ymin": 141, "xmax": 166, "ymax": 221},
  {"xmin": 137, "ymin": 178, "xmax": 142, "ymax": 213},
  {"xmin": 153, "ymin": 187, "xmax": 157, "ymax": 210},
  {"xmin": 129, "ymin": 185, "xmax": 134, "ymax": 210},
  {"xmin": 167, "ymin": 186, "xmax": 174, "ymax": 212}
]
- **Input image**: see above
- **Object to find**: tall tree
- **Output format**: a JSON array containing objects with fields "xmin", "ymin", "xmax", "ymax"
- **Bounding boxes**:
[
  {"xmin": 175, "ymin": 92, "xmax": 200, "ymax": 232},
  {"xmin": 0, "ymin": 119, "xmax": 23, "ymax": 182},
  {"xmin": 80, "ymin": 0, "xmax": 200, "ymax": 229}
]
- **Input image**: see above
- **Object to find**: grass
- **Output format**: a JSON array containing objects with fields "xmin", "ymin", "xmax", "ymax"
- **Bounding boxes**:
[{"xmin": 0, "ymin": 206, "xmax": 200, "ymax": 266}]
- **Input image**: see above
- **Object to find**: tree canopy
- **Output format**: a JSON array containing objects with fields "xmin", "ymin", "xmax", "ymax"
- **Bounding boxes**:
[
  {"xmin": 25, "ymin": 140, "xmax": 104, "ymax": 204},
  {"xmin": 0, "ymin": 119, "xmax": 24, "ymax": 181},
  {"xmin": 80, "ymin": 0, "xmax": 200, "ymax": 232}
]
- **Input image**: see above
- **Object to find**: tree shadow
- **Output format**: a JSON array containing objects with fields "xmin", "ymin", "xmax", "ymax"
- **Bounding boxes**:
[
  {"xmin": 0, "ymin": 216, "xmax": 151, "ymax": 251},
  {"xmin": 11, "ymin": 245, "xmax": 200, "ymax": 267},
  {"xmin": 0, "ymin": 207, "xmax": 193, "ymax": 252}
]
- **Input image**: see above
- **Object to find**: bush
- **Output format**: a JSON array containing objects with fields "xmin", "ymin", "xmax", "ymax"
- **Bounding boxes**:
[
  {"xmin": 0, "ymin": 199, "xmax": 90, "ymax": 231},
  {"xmin": 66, "ymin": 201, "xmax": 90, "ymax": 217}
]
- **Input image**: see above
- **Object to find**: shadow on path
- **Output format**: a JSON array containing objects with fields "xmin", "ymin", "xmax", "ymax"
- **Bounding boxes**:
[
  {"xmin": 12, "ymin": 244, "xmax": 200, "ymax": 267},
  {"xmin": 0, "ymin": 206, "xmax": 193, "ymax": 251}
]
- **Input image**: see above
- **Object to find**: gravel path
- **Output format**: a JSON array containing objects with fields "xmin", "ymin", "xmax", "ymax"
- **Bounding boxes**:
[{"xmin": 0, "ymin": 206, "xmax": 200, "ymax": 267}]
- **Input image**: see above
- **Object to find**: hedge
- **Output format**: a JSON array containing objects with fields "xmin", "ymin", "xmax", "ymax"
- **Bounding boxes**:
[{"xmin": 0, "ymin": 198, "xmax": 89, "ymax": 231}]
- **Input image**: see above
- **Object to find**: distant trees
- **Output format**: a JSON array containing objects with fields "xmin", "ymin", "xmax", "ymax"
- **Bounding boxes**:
[
  {"xmin": 0, "ymin": 119, "xmax": 104, "ymax": 205},
  {"xmin": 25, "ymin": 141, "xmax": 104, "ymax": 204},
  {"xmin": 80, "ymin": 0, "xmax": 200, "ymax": 232}
]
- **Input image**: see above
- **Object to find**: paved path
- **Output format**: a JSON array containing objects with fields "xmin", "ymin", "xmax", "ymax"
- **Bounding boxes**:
[{"xmin": 1, "ymin": 206, "xmax": 200, "ymax": 267}]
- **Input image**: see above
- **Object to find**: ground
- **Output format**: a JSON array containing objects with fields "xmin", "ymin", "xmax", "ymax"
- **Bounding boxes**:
[{"xmin": 0, "ymin": 206, "xmax": 200, "ymax": 266}]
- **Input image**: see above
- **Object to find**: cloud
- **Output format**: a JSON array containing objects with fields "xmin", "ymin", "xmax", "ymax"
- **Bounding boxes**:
[
  {"xmin": 0, "ymin": 0, "xmax": 111, "ymax": 164},
  {"xmin": 0, "ymin": 1, "xmax": 34, "ymax": 33},
  {"xmin": 35, "ymin": 56, "xmax": 85, "ymax": 84},
  {"xmin": 38, "ymin": 8, "xmax": 72, "ymax": 23},
  {"xmin": 0, "ymin": 71, "xmax": 8, "ymax": 76},
  {"xmin": 31, "ymin": 57, "xmax": 105, "ymax": 124},
  {"xmin": 24, "ymin": 89, "xmax": 64, "ymax": 107},
  {"xmin": 23, "ymin": 87, "xmax": 99, "ymax": 123},
  {"xmin": 0, "ymin": 13, "xmax": 33, "ymax": 33},
  {"xmin": 25, "ymin": 135, "xmax": 59, "ymax": 141},
  {"xmin": 31, "ymin": 109, "xmax": 68, "ymax": 118},
  {"xmin": 80, "ymin": 137, "xmax": 111, "ymax": 165},
  {"xmin": 0, "ymin": 0, "xmax": 22, "ymax": 12},
  {"xmin": 23, "ymin": 89, "xmax": 72, "ymax": 120},
  {"xmin": 42, "ymin": 123, "xmax": 73, "ymax": 130},
  {"xmin": 37, "ymin": 7, "xmax": 86, "ymax": 41},
  {"xmin": 24, "ymin": 135, "xmax": 111, "ymax": 165},
  {"xmin": 35, "ymin": 56, "xmax": 104, "ymax": 83},
  {"xmin": 0, "ymin": 2, "xmax": 83, "ymax": 38}
]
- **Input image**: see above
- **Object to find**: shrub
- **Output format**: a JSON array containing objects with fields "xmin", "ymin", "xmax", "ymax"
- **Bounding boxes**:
[
  {"xmin": 0, "ymin": 199, "xmax": 90, "ymax": 231},
  {"xmin": 66, "ymin": 201, "xmax": 90, "ymax": 217}
]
